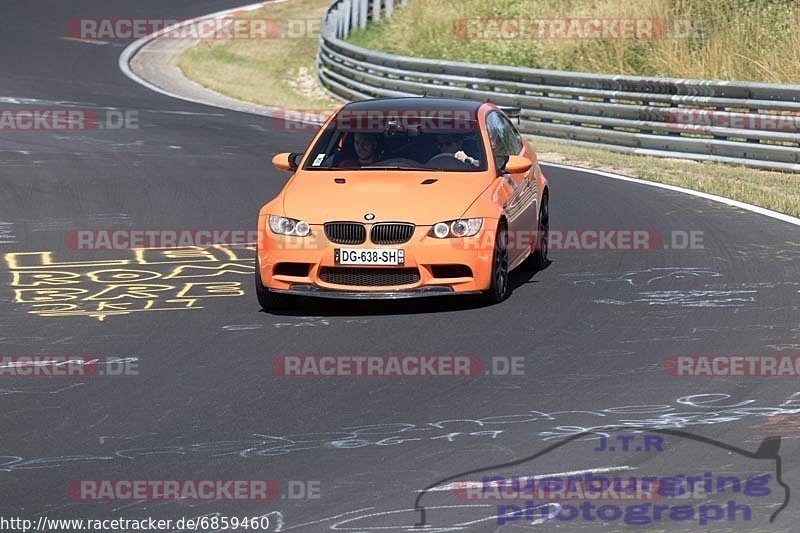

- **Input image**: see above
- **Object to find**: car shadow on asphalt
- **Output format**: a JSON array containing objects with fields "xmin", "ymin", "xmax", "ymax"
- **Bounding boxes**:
[{"xmin": 259, "ymin": 260, "xmax": 552, "ymax": 317}]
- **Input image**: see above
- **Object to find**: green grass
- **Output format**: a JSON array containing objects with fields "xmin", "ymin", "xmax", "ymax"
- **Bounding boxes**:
[
  {"xmin": 530, "ymin": 138, "xmax": 800, "ymax": 217},
  {"xmin": 348, "ymin": 0, "xmax": 800, "ymax": 83},
  {"xmin": 178, "ymin": 0, "xmax": 338, "ymax": 110}
]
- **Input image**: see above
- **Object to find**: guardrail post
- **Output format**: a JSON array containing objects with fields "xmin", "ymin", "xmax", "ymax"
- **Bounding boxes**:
[
  {"xmin": 331, "ymin": 5, "xmax": 340, "ymax": 37},
  {"xmin": 372, "ymin": 0, "xmax": 381, "ymax": 22},
  {"xmin": 358, "ymin": 0, "xmax": 368, "ymax": 29},
  {"xmin": 385, "ymin": 0, "xmax": 394, "ymax": 18},
  {"xmin": 335, "ymin": 7, "xmax": 344, "ymax": 38},
  {"xmin": 351, "ymin": 0, "xmax": 359, "ymax": 32},
  {"xmin": 342, "ymin": 0, "xmax": 352, "ymax": 38}
]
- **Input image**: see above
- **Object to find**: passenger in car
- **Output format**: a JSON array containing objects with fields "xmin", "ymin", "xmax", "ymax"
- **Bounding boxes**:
[{"xmin": 339, "ymin": 132, "xmax": 381, "ymax": 167}]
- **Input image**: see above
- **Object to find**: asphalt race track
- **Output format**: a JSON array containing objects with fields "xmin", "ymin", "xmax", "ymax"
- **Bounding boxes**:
[{"xmin": 1, "ymin": 1, "xmax": 800, "ymax": 531}]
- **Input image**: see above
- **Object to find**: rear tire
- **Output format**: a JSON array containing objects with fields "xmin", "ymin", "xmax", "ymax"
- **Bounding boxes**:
[
  {"xmin": 255, "ymin": 253, "xmax": 292, "ymax": 311},
  {"xmin": 480, "ymin": 222, "xmax": 510, "ymax": 304}
]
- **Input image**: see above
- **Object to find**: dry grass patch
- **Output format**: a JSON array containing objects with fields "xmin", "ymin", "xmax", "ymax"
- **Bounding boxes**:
[{"xmin": 178, "ymin": 0, "xmax": 338, "ymax": 110}]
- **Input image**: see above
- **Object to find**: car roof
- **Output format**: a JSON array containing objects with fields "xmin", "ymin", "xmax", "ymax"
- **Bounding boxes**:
[{"xmin": 340, "ymin": 97, "xmax": 485, "ymax": 116}]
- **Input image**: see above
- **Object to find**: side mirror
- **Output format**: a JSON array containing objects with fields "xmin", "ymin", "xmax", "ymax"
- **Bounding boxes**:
[
  {"xmin": 272, "ymin": 152, "xmax": 302, "ymax": 171},
  {"xmin": 502, "ymin": 155, "xmax": 533, "ymax": 174}
]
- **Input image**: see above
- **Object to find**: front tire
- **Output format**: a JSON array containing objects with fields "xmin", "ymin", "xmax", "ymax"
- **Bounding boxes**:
[
  {"xmin": 529, "ymin": 193, "xmax": 549, "ymax": 271},
  {"xmin": 480, "ymin": 222, "xmax": 510, "ymax": 304},
  {"xmin": 255, "ymin": 253, "xmax": 292, "ymax": 311}
]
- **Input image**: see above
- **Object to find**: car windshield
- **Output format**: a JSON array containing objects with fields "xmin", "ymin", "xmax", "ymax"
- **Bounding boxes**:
[{"xmin": 302, "ymin": 109, "xmax": 487, "ymax": 172}]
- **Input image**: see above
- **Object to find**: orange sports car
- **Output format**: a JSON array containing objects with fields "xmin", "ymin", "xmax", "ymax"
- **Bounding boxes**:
[{"xmin": 256, "ymin": 97, "xmax": 549, "ymax": 309}]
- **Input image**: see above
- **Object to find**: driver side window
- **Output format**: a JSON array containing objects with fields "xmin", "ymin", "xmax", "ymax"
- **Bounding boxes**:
[
  {"xmin": 498, "ymin": 114, "xmax": 523, "ymax": 155},
  {"xmin": 487, "ymin": 112, "xmax": 515, "ymax": 173},
  {"xmin": 487, "ymin": 112, "xmax": 512, "ymax": 157}
]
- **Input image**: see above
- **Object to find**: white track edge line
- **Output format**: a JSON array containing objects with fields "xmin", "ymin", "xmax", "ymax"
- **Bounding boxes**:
[{"xmin": 541, "ymin": 162, "xmax": 800, "ymax": 227}]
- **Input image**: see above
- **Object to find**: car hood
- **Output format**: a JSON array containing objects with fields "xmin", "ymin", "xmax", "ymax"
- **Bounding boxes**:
[{"xmin": 281, "ymin": 171, "xmax": 491, "ymax": 225}]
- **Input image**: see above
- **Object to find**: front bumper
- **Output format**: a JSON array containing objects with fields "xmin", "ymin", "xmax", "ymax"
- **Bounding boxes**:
[
  {"xmin": 257, "ymin": 221, "xmax": 496, "ymax": 295},
  {"xmin": 272, "ymin": 285, "xmax": 482, "ymax": 300}
]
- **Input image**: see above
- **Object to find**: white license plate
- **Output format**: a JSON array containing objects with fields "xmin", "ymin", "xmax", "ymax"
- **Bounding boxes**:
[{"xmin": 335, "ymin": 248, "xmax": 404, "ymax": 265}]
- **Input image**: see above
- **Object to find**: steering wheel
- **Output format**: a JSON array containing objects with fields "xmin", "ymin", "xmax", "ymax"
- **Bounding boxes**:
[{"xmin": 425, "ymin": 153, "xmax": 471, "ymax": 169}]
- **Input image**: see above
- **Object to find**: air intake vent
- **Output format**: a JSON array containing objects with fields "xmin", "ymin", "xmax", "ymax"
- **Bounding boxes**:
[
  {"xmin": 431, "ymin": 264, "xmax": 473, "ymax": 278},
  {"xmin": 319, "ymin": 267, "xmax": 420, "ymax": 287},
  {"xmin": 273, "ymin": 262, "xmax": 312, "ymax": 277}
]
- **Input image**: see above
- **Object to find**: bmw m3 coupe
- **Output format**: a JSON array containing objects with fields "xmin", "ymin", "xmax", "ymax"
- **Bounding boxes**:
[{"xmin": 256, "ymin": 97, "xmax": 549, "ymax": 309}]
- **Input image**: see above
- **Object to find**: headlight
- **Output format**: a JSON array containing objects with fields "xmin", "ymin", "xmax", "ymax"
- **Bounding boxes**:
[
  {"xmin": 268, "ymin": 215, "xmax": 311, "ymax": 236},
  {"xmin": 428, "ymin": 218, "xmax": 483, "ymax": 238},
  {"xmin": 432, "ymin": 222, "xmax": 450, "ymax": 239}
]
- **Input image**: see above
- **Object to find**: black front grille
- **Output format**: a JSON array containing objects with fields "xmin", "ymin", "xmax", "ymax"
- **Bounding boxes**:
[
  {"xmin": 319, "ymin": 267, "xmax": 420, "ymax": 287},
  {"xmin": 324, "ymin": 222, "xmax": 366, "ymax": 244},
  {"xmin": 370, "ymin": 223, "xmax": 415, "ymax": 244}
]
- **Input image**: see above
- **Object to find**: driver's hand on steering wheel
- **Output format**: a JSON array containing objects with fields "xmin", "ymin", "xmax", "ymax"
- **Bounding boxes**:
[{"xmin": 454, "ymin": 150, "xmax": 480, "ymax": 167}]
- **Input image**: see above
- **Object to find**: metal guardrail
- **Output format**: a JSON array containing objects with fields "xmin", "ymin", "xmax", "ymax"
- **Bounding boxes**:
[{"xmin": 316, "ymin": 0, "xmax": 800, "ymax": 172}]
